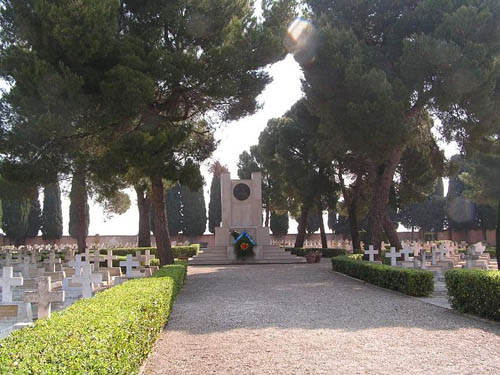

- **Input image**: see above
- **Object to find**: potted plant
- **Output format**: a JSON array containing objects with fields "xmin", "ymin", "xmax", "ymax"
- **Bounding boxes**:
[
  {"xmin": 315, "ymin": 251, "xmax": 322, "ymax": 263},
  {"xmin": 305, "ymin": 251, "xmax": 316, "ymax": 263}
]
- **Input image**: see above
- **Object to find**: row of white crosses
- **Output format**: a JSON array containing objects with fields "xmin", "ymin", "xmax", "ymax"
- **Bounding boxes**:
[
  {"xmin": 364, "ymin": 243, "xmax": 455, "ymax": 268},
  {"xmin": 1, "ymin": 267, "xmax": 64, "ymax": 319}
]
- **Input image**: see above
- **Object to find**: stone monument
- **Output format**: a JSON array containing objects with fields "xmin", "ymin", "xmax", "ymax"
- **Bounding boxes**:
[{"xmin": 191, "ymin": 172, "xmax": 304, "ymax": 264}]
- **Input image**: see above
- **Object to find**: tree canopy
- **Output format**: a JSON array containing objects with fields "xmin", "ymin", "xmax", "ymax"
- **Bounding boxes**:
[{"xmin": 291, "ymin": 0, "xmax": 500, "ymax": 249}]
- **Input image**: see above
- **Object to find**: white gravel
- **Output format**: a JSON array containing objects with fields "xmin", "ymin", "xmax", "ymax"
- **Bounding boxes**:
[{"xmin": 142, "ymin": 260, "xmax": 500, "ymax": 375}]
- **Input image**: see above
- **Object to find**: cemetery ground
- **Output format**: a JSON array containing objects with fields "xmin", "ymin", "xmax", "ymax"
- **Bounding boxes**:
[{"xmin": 143, "ymin": 260, "xmax": 500, "ymax": 375}]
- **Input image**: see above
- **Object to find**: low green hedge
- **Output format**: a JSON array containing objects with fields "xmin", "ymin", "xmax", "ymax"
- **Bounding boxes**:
[
  {"xmin": 0, "ymin": 262, "xmax": 188, "ymax": 374},
  {"xmin": 286, "ymin": 248, "xmax": 347, "ymax": 257},
  {"xmin": 100, "ymin": 245, "xmax": 200, "ymax": 258},
  {"xmin": 445, "ymin": 269, "xmax": 500, "ymax": 321},
  {"xmin": 331, "ymin": 256, "xmax": 434, "ymax": 297}
]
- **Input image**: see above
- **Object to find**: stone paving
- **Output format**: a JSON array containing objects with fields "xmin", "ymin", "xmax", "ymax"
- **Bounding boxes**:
[{"xmin": 143, "ymin": 260, "xmax": 500, "ymax": 375}]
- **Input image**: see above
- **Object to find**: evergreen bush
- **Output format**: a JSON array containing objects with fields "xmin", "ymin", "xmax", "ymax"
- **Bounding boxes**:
[
  {"xmin": 0, "ymin": 263, "xmax": 187, "ymax": 374},
  {"xmin": 445, "ymin": 269, "xmax": 500, "ymax": 321},
  {"xmin": 331, "ymin": 256, "xmax": 434, "ymax": 297}
]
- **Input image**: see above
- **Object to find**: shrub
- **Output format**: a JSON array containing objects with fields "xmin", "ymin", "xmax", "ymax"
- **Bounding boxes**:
[
  {"xmin": 0, "ymin": 263, "xmax": 187, "ymax": 374},
  {"xmin": 445, "ymin": 269, "xmax": 500, "ymax": 321},
  {"xmin": 285, "ymin": 248, "xmax": 347, "ymax": 257},
  {"xmin": 101, "ymin": 245, "xmax": 200, "ymax": 258},
  {"xmin": 331, "ymin": 256, "xmax": 434, "ymax": 297}
]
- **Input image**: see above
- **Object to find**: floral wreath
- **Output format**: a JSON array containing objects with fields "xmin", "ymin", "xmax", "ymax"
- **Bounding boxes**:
[{"xmin": 231, "ymin": 230, "xmax": 256, "ymax": 259}]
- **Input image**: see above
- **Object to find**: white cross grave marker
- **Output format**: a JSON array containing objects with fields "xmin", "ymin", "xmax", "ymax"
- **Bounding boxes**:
[
  {"xmin": 68, "ymin": 254, "xmax": 90, "ymax": 276},
  {"xmin": 23, "ymin": 276, "xmax": 64, "ymax": 319},
  {"xmin": 70, "ymin": 264, "xmax": 101, "ymax": 299},
  {"xmin": 105, "ymin": 249, "xmax": 117, "ymax": 268},
  {"xmin": 120, "ymin": 254, "xmax": 140, "ymax": 278},
  {"xmin": 420, "ymin": 250, "xmax": 427, "ymax": 269},
  {"xmin": 136, "ymin": 250, "xmax": 155, "ymax": 267},
  {"xmin": 385, "ymin": 247, "xmax": 401, "ymax": 267},
  {"xmin": 400, "ymin": 245, "xmax": 413, "ymax": 262},
  {"xmin": 0, "ymin": 266, "xmax": 23, "ymax": 303},
  {"xmin": 365, "ymin": 245, "xmax": 378, "ymax": 262},
  {"xmin": 21, "ymin": 256, "xmax": 32, "ymax": 277},
  {"xmin": 431, "ymin": 246, "xmax": 438, "ymax": 265}
]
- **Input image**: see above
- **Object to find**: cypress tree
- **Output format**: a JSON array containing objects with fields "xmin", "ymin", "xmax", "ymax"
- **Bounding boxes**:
[
  {"xmin": 2, "ymin": 198, "xmax": 30, "ymax": 246},
  {"xmin": 208, "ymin": 176, "xmax": 221, "ymax": 234},
  {"xmin": 69, "ymin": 176, "xmax": 89, "ymax": 242},
  {"xmin": 41, "ymin": 182, "xmax": 63, "ymax": 241},
  {"xmin": 208, "ymin": 161, "xmax": 228, "ymax": 233},
  {"xmin": 180, "ymin": 184, "xmax": 206, "ymax": 236},
  {"xmin": 26, "ymin": 190, "xmax": 42, "ymax": 238},
  {"xmin": 166, "ymin": 183, "xmax": 182, "ymax": 236},
  {"xmin": 270, "ymin": 211, "xmax": 289, "ymax": 235}
]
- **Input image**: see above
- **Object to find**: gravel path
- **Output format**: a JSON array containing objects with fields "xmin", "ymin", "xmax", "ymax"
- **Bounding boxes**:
[{"xmin": 143, "ymin": 260, "xmax": 500, "ymax": 375}]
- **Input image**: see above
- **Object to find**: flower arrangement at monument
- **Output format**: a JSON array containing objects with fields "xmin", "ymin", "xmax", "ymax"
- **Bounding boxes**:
[{"xmin": 231, "ymin": 230, "xmax": 256, "ymax": 259}]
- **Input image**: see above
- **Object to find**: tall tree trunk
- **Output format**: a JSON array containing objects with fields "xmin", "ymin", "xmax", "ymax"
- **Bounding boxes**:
[
  {"xmin": 318, "ymin": 208, "xmax": 327, "ymax": 249},
  {"xmin": 135, "ymin": 185, "xmax": 152, "ymax": 247},
  {"xmin": 411, "ymin": 226, "xmax": 414, "ymax": 241},
  {"xmin": 151, "ymin": 174, "xmax": 174, "ymax": 266},
  {"xmin": 295, "ymin": 206, "xmax": 309, "ymax": 248},
  {"xmin": 264, "ymin": 206, "xmax": 270, "ymax": 227},
  {"xmin": 339, "ymin": 170, "xmax": 362, "ymax": 254},
  {"xmin": 347, "ymin": 203, "xmax": 361, "ymax": 254},
  {"xmin": 383, "ymin": 212, "xmax": 401, "ymax": 249},
  {"xmin": 496, "ymin": 198, "xmax": 500, "ymax": 270},
  {"xmin": 367, "ymin": 147, "xmax": 403, "ymax": 258}
]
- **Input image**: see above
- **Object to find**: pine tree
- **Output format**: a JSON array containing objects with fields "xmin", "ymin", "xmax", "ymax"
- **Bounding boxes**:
[
  {"xmin": 180, "ymin": 184, "xmax": 206, "ymax": 236},
  {"xmin": 26, "ymin": 191, "xmax": 42, "ymax": 238},
  {"xmin": 297, "ymin": 0, "xmax": 500, "ymax": 249},
  {"xmin": 2, "ymin": 198, "xmax": 30, "ymax": 245},
  {"xmin": 41, "ymin": 182, "xmax": 63, "ymax": 241},
  {"xmin": 270, "ymin": 211, "xmax": 288, "ymax": 235}
]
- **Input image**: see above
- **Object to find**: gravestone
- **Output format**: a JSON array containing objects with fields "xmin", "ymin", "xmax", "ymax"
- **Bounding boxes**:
[
  {"xmin": 385, "ymin": 247, "xmax": 400, "ymax": 267},
  {"xmin": 24, "ymin": 277, "xmax": 64, "ymax": 319},
  {"xmin": 365, "ymin": 245, "xmax": 378, "ymax": 262},
  {"xmin": 120, "ymin": 254, "xmax": 140, "ymax": 278},
  {"xmin": 400, "ymin": 245, "xmax": 413, "ymax": 262},
  {"xmin": 0, "ymin": 267, "xmax": 23, "ymax": 303}
]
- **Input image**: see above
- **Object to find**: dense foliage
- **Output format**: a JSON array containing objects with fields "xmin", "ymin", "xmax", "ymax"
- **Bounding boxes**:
[
  {"xmin": 180, "ymin": 184, "xmax": 207, "ymax": 237},
  {"xmin": 104, "ymin": 245, "xmax": 200, "ymax": 259},
  {"xmin": 1, "ymin": 197, "xmax": 29, "ymax": 245},
  {"xmin": 445, "ymin": 269, "xmax": 500, "ymax": 321},
  {"xmin": 331, "ymin": 256, "xmax": 434, "ymax": 297},
  {"xmin": 41, "ymin": 182, "xmax": 63, "ymax": 241},
  {"xmin": 26, "ymin": 192, "xmax": 42, "ymax": 238},
  {"xmin": 295, "ymin": 0, "xmax": 500, "ymax": 249},
  {"xmin": 165, "ymin": 183, "xmax": 183, "ymax": 236},
  {"xmin": 270, "ymin": 211, "xmax": 289, "ymax": 235},
  {"xmin": 0, "ymin": 263, "xmax": 187, "ymax": 374}
]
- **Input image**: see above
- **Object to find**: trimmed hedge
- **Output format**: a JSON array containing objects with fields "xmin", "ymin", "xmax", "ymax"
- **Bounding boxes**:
[
  {"xmin": 101, "ymin": 245, "xmax": 200, "ymax": 258},
  {"xmin": 331, "ymin": 256, "xmax": 434, "ymax": 297},
  {"xmin": 286, "ymin": 248, "xmax": 347, "ymax": 258},
  {"xmin": 0, "ymin": 262, "xmax": 188, "ymax": 374},
  {"xmin": 445, "ymin": 269, "xmax": 500, "ymax": 321}
]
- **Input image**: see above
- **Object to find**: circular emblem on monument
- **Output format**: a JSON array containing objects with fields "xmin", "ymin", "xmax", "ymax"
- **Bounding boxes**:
[{"xmin": 233, "ymin": 183, "xmax": 251, "ymax": 201}]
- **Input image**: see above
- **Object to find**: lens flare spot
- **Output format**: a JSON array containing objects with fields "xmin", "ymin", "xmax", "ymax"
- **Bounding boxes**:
[{"xmin": 285, "ymin": 18, "xmax": 317, "ymax": 66}]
